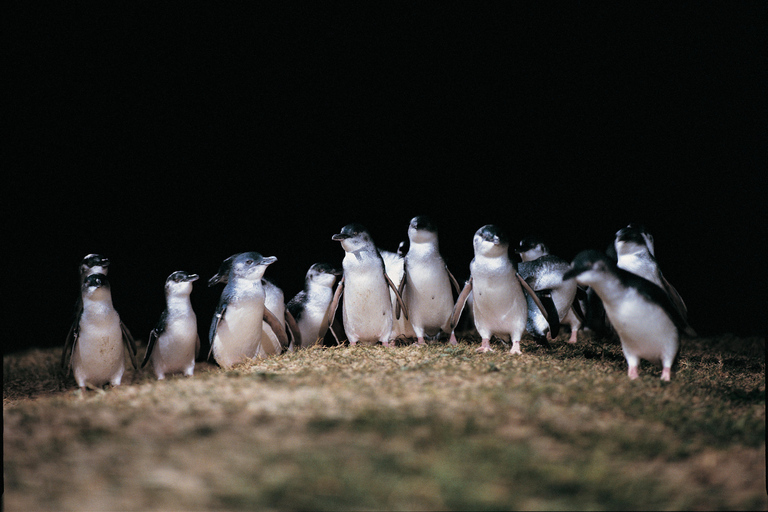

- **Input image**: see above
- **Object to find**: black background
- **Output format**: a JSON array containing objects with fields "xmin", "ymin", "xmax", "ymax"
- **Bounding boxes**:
[{"xmin": 8, "ymin": 4, "xmax": 765, "ymax": 355}]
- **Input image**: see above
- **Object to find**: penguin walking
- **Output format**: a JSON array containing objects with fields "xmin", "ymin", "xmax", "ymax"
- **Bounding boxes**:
[
  {"xmin": 330, "ymin": 224, "xmax": 408, "ymax": 347},
  {"xmin": 207, "ymin": 252, "xmax": 289, "ymax": 368},
  {"xmin": 62, "ymin": 254, "xmax": 138, "ymax": 371},
  {"xmin": 380, "ymin": 246, "xmax": 417, "ymax": 343},
  {"xmin": 515, "ymin": 236, "xmax": 582, "ymax": 343},
  {"xmin": 142, "ymin": 271, "xmax": 200, "ymax": 379},
  {"xmin": 450, "ymin": 225, "xmax": 556, "ymax": 354},
  {"xmin": 564, "ymin": 250, "xmax": 686, "ymax": 381},
  {"xmin": 614, "ymin": 224, "xmax": 694, "ymax": 335},
  {"xmin": 400, "ymin": 215, "xmax": 461, "ymax": 345},
  {"xmin": 68, "ymin": 274, "xmax": 138, "ymax": 390},
  {"xmin": 287, "ymin": 263, "xmax": 343, "ymax": 349}
]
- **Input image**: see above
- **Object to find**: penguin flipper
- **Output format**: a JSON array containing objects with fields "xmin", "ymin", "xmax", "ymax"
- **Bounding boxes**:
[
  {"xmin": 120, "ymin": 321, "xmax": 140, "ymax": 369},
  {"xmin": 328, "ymin": 277, "xmax": 344, "ymax": 330},
  {"xmin": 659, "ymin": 273, "xmax": 695, "ymax": 336},
  {"xmin": 445, "ymin": 265, "xmax": 461, "ymax": 297},
  {"xmin": 61, "ymin": 316, "xmax": 79, "ymax": 373},
  {"xmin": 384, "ymin": 272, "xmax": 409, "ymax": 320},
  {"xmin": 195, "ymin": 334, "xmax": 200, "ymax": 359},
  {"xmin": 142, "ymin": 329, "xmax": 159, "ymax": 368},
  {"xmin": 263, "ymin": 308, "xmax": 290, "ymax": 350},
  {"xmin": 535, "ymin": 290, "xmax": 560, "ymax": 338},
  {"xmin": 208, "ymin": 301, "xmax": 228, "ymax": 360},
  {"xmin": 450, "ymin": 278, "xmax": 473, "ymax": 331},
  {"xmin": 395, "ymin": 268, "xmax": 406, "ymax": 320},
  {"xmin": 516, "ymin": 273, "xmax": 551, "ymax": 322},
  {"xmin": 284, "ymin": 309, "xmax": 302, "ymax": 349}
]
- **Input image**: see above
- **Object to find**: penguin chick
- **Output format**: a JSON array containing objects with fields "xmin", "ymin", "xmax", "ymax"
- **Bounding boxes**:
[
  {"xmin": 287, "ymin": 263, "xmax": 342, "ymax": 349},
  {"xmin": 330, "ymin": 223, "xmax": 408, "ymax": 347},
  {"xmin": 142, "ymin": 271, "xmax": 200, "ymax": 379},
  {"xmin": 208, "ymin": 252, "xmax": 289, "ymax": 368},
  {"xmin": 401, "ymin": 215, "xmax": 460, "ymax": 345},
  {"xmin": 69, "ymin": 274, "xmax": 137, "ymax": 390},
  {"xmin": 564, "ymin": 250, "xmax": 685, "ymax": 381}
]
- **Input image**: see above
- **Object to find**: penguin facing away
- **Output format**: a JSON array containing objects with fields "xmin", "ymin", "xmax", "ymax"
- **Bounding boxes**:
[
  {"xmin": 450, "ymin": 225, "xmax": 557, "ymax": 354},
  {"xmin": 287, "ymin": 263, "xmax": 342, "ymax": 349},
  {"xmin": 207, "ymin": 252, "xmax": 289, "ymax": 368},
  {"xmin": 69, "ymin": 274, "xmax": 138, "ymax": 390},
  {"xmin": 142, "ymin": 271, "xmax": 200, "ymax": 379},
  {"xmin": 563, "ymin": 250, "xmax": 686, "ymax": 381},
  {"xmin": 400, "ymin": 215, "xmax": 461, "ymax": 345},
  {"xmin": 329, "ymin": 223, "xmax": 409, "ymax": 347}
]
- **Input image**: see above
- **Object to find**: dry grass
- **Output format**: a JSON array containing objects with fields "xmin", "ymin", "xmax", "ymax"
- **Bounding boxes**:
[{"xmin": 4, "ymin": 332, "xmax": 766, "ymax": 511}]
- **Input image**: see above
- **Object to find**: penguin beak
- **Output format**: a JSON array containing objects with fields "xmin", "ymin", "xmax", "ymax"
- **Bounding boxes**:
[
  {"xmin": 492, "ymin": 236, "xmax": 501, "ymax": 245},
  {"xmin": 187, "ymin": 274, "xmax": 199, "ymax": 282},
  {"xmin": 208, "ymin": 274, "xmax": 225, "ymax": 287},
  {"xmin": 332, "ymin": 233, "xmax": 350, "ymax": 241},
  {"xmin": 261, "ymin": 256, "xmax": 277, "ymax": 266}
]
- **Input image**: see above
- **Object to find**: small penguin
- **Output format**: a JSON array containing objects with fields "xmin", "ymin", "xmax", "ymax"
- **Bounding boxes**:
[
  {"xmin": 207, "ymin": 252, "xmax": 289, "ymax": 368},
  {"xmin": 564, "ymin": 250, "xmax": 686, "ymax": 381},
  {"xmin": 142, "ymin": 271, "xmax": 200, "ymax": 379},
  {"xmin": 329, "ymin": 223, "xmax": 408, "ymax": 347},
  {"xmin": 614, "ymin": 224, "xmax": 693, "ymax": 335},
  {"xmin": 287, "ymin": 263, "xmax": 343, "ymax": 349},
  {"xmin": 515, "ymin": 236, "xmax": 582, "ymax": 343},
  {"xmin": 400, "ymin": 215, "xmax": 461, "ymax": 345},
  {"xmin": 450, "ymin": 225, "xmax": 556, "ymax": 354},
  {"xmin": 380, "ymin": 246, "xmax": 417, "ymax": 342},
  {"xmin": 68, "ymin": 274, "xmax": 138, "ymax": 390}
]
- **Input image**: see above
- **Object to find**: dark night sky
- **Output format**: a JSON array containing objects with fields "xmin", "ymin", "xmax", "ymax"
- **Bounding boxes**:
[{"xmin": 8, "ymin": 4, "xmax": 765, "ymax": 355}]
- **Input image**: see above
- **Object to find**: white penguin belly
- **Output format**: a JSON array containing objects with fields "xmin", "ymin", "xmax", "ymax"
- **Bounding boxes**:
[
  {"xmin": 342, "ymin": 271, "xmax": 393, "ymax": 343},
  {"xmin": 405, "ymin": 265, "xmax": 453, "ymax": 335},
  {"xmin": 471, "ymin": 275, "xmax": 527, "ymax": 339},
  {"xmin": 299, "ymin": 299, "xmax": 332, "ymax": 348},
  {"xmin": 213, "ymin": 299, "xmax": 264, "ymax": 367},
  {"xmin": 154, "ymin": 317, "xmax": 197, "ymax": 375},
  {"xmin": 604, "ymin": 289, "xmax": 678, "ymax": 364},
  {"xmin": 73, "ymin": 314, "xmax": 125, "ymax": 387}
]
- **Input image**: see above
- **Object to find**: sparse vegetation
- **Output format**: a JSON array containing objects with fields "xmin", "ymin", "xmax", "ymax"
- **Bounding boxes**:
[{"xmin": 4, "ymin": 332, "xmax": 766, "ymax": 511}]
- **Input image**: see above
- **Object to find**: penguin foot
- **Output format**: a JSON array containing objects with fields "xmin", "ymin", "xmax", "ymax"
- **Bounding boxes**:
[
  {"xmin": 509, "ymin": 341, "xmax": 522, "ymax": 355},
  {"xmin": 628, "ymin": 366, "xmax": 639, "ymax": 380},
  {"xmin": 448, "ymin": 333, "xmax": 458, "ymax": 346},
  {"xmin": 568, "ymin": 329, "xmax": 578, "ymax": 344},
  {"xmin": 476, "ymin": 339, "xmax": 494, "ymax": 353},
  {"xmin": 415, "ymin": 337, "xmax": 427, "ymax": 347},
  {"xmin": 661, "ymin": 367, "xmax": 672, "ymax": 381}
]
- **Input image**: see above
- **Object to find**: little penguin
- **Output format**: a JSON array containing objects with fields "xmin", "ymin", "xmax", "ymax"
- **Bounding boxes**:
[
  {"xmin": 330, "ymin": 223, "xmax": 408, "ymax": 347},
  {"xmin": 207, "ymin": 252, "xmax": 290, "ymax": 368},
  {"xmin": 68, "ymin": 274, "xmax": 138, "ymax": 390},
  {"xmin": 287, "ymin": 263, "xmax": 343, "ymax": 349},
  {"xmin": 142, "ymin": 271, "xmax": 200, "ymax": 379},
  {"xmin": 380, "ymin": 247, "xmax": 417, "ymax": 342},
  {"xmin": 564, "ymin": 250, "xmax": 686, "ymax": 381},
  {"xmin": 515, "ymin": 236, "xmax": 582, "ymax": 343},
  {"xmin": 614, "ymin": 224, "xmax": 693, "ymax": 336},
  {"xmin": 450, "ymin": 225, "xmax": 556, "ymax": 354},
  {"xmin": 400, "ymin": 215, "xmax": 461, "ymax": 345}
]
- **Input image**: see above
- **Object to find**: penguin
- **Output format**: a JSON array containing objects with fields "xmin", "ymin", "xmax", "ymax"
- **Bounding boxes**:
[
  {"xmin": 399, "ymin": 215, "xmax": 461, "ymax": 345},
  {"xmin": 563, "ymin": 250, "xmax": 686, "ymax": 381},
  {"xmin": 208, "ymin": 257, "xmax": 300, "ymax": 356},
  {"xmin": 68, "ymin": 274, "xmax": 138, "ymax": 390},
  {"xmin": 287, "ymin": 263, "xmax": 343, "ymax": 349},
  {"xmin": 450, "ymin": 225, "xmax": 557, "ymax": 354},
  {"xmin": 614, "ymin": 224, "xmax": 693, "ymax": 335},
  {"xmin": 515, "ymin": 236, "xmax": 582, "ymax": 343},
  {"xmin": 207, "ymin": 252, "xmax": 290, "ymax": 368},
  {"xmin": 380, "ymin": 246, "xmax": 417, "ymax": 343},
  {"xmin": 141, "ymin": 271, "xmax": 200, "ymax": 379},
  {"xmin": 329, "ymin": 223, "xmax": 408, "ymax": 347}
]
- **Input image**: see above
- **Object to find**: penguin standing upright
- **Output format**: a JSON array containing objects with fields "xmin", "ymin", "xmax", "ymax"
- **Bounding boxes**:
[
  {"xmin": 287, "ymin": 263, "xmax": 342, "ymax": 349},
  {"xmin": 207, "ymin": 252, "xmax": 289, "ymax": 368},
  {"xmin": 450, "ymin": 225, "xmax": 556, "ymax": 354},
  {"xmin": 400, "ymin": 215, "xmax": 460, "ymax": 345},
  {"xmin": 330, "ymin": 224, "xmax": 408, "ymax": 347},
  {"xmin": 69, "ymin": 274, "xmax": 138, "ymax": 390},
  {"xmin": 142, "ymin": 271, "xmax": 200, "ymax": 379},
  {"xmin": 564, "ymin": 250, "xmax": 685, "ymax": 381}
]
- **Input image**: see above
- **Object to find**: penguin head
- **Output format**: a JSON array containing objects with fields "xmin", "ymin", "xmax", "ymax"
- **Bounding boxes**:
[
  {"xmin": 307, "ymin": 262, "xmax": 341, "ymax": 287},
  {"xmin": 515, "ymin": 236, "xmax": 549, "ymax": 262},
  {"xmin": 563, "ymin": 250, "xmax": 615, "ymax": 285},
  {"xmin": 80, "ymin": 254, "xmax": 110, "ymax": 278},
  {"xmin": 332, "ymin": 223, "xmax": 375, "ymax": 253},
  {"xmin": 473, "ymin": 225, "xmax": 509, "ymax": 257},
  {"xmin": 396, "ymin": 240, "xmax": 409, "ymax": 257},
  {"xmin": 407, "ymin": 215, "xmax": 438, "ymax": 245},
  {"xmin": 615, "ymin": 224, "xmax": 653, "ymax": 258},
  {"xmin": 165, "ymin": 271, "xmax": 199, "ymax": 296},
  {"xmin": 81, "ymin": 273, "xmax": 111, "ymax": 300},
  {"xmin": 210, "ymin": 252, "xmax": 277, "ymax": 284}
]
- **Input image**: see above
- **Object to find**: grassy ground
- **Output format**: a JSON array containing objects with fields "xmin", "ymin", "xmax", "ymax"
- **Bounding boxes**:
[{"xmin": 4, "ymin": 332, "xmax": 766, "ymax": 511}]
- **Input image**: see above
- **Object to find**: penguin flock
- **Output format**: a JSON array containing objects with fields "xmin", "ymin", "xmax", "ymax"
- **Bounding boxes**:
[{"xmin": 61, "ymin": 218, "xmax": 695, "ymax": 389}]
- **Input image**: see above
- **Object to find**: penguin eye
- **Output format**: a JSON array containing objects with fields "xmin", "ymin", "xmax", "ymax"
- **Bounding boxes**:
[{"xmin": 245, "ymin": 259, "xmax": 254, "ymax": 265}]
